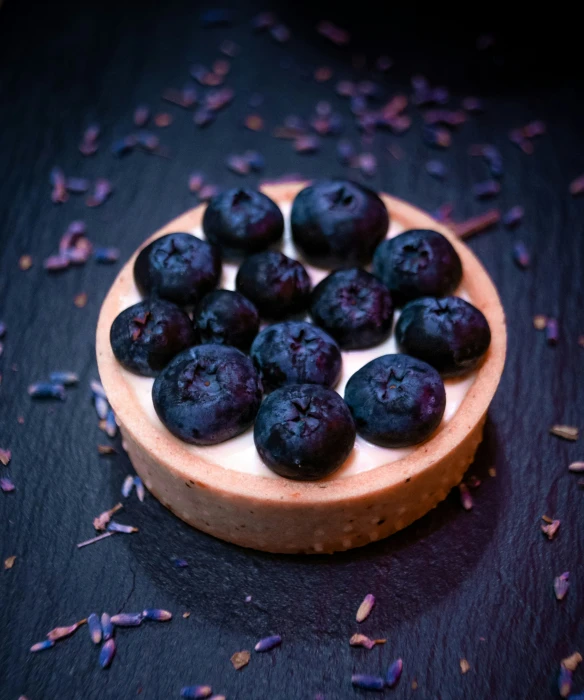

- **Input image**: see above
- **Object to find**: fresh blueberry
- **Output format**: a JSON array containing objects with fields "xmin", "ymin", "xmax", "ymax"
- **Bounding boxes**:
[
  {"xmin": 254, "ymin": 384, "xmax": 356, "ymax": 480},
  {"xmin": 310, "ymin": 268, "xmax": 394, "ymax": 350},
  {"xmin": 236, "ymin": 251, "xmax": 311, "ymax": 319},
  {"xmin": 134, "ymin": 233, "xmax": 221, "ymax": 306},
  {"xmin": 395, "ymin": 296, "xmax": 491, "ymax": 377},
  {"xmin": 251, "ymin": 321, "xmax": 342, "ymax": 393},
  {"xmin": 194, "ymin": 290, "xmax": 260, "ymax": 352},
  {"xmin": 344, "ymin": 354, "xmax": 446, "ymax": 447},
  {"xmin": 373, "ymin": 229, "xmax": 462, "ymax": 304},
  {"xmin": 202, "ymin": 187, "xmax": 284, "ymax": 255},
  {"xmin": 152, "ymin": 345, "xmax": 262, "ymax": 445},
  {"xmin": 290, "ymin": 180, "xmax": 389, "ymax": 267},
  {"xmin": 110, "ymin": 299, "xmax": 196, "ymax": 377}
]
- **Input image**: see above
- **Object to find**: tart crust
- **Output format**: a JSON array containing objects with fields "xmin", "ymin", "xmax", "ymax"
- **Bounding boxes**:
[{"xmin": 96, "ymin": 183, "xmax": 506, "ymax": 554}]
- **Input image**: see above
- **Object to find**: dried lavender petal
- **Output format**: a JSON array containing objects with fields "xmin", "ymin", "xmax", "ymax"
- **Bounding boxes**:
[
  {"xmin": 422, "ymin": 125, "xmax": 451, "ymax": 148},
  {"xmin": 133, "ymin": 476, "xmax": 145, "ymax": 502},
  {"xmin": 47, "ymin": 621, "xmax": 84, "ymax": 642},
  {"xmin": 94, "ymin": 395, "xmax": 109, "ymax": 421},
  {"xmin": 559, "ymin": 665, "xmax": 573, "ymax": 697},
  {"xmin": 386, "ymin": 658, "xmax": 403, "ymax": 687},
  {"xmin": 49, "ymin": 371, "xmax": 78, "ymax": 386},
  {"xmin": 28, "ymin": 383, "xmax": 66, "ymax": 400},
  {"xmin": 101, "ymin": 613, "xmax": 113, "ymax": 641},
  {"xmin": 317, "ymin": 20, "xmax": 350, "ymax": 46},
  {"xmin": 473, "ymin": 180, "xmax": 501, "ymax": 199},
  {"xmin": 512, "ymin": 242, "xmax": 530, "ymax": 269},
  {"xmin": 351, "ymin": 674, "xmax": 385, "ymax": 691},
  {"xmin": 562, "ymin": 653, "xmax": 583, "ymax": 672},
  {"xmin": 356, "ymin": 594, "xmax": 375, "ymax": 622},
  {"xmin": 30, "ymin": 639, "xmax": 55, "ymax": 653},
  {"xmin": 502, "ymin": 205, "xmax": 524, "ymax": 227},
  {"xmin": 541, "ymin": 519, "xmax": 560, "ymax": 539},
  {"xmin": 459, "ymin": 483, "xmax": 473, "ymax": 510},
  {"xmin": 94, "ymin": 247, "xmax": 120, "ymax": 264},
  {"xmin": 251, "ymin": 11, "xmax": 276, "ymax": 31},
  {"xmin": 66, "ymin": 177, "xmax": 91, "ymax": 194},
  {"xmin": 87, "ymin": 613, "xmax": 102, "ymax": 644},
  {"xmin": 111, "ymin": 136, "xmax": 136, "ymax": 157},
  {"xmin": 554, "ymin": 571, "xmax": 570, "ymax": 600},
  {"xmin": 546, "ymin": 319, "xmax": 559, "ymax": 346},
  {"xmin": 205, "ymin": 87, "xmax": 234, "ymax": 111},
  {"xmin": 254, "ymin": 635, "xmax": 281, "ymax": 652},
  {"xmin": 270, "ymin": 24, "xmax": 290, "ymax": 42},
  {"xmin": 0, "ymin": 477, "xmax": 15, "ymax": 493},
  {"xmin": 194, "ymin": 108, "xmax": 215, "ymax": 128},
  {"xmin": 181, "ymin": 686, "xmax": 213, "ymax": 699},
  {"xmin": 0, "ymin": 321, "xmax": 6, "ymax": 339},
  {"xmin": 349, "ymin": 634, "xmax": 377, "ymax": 650},
  {"xmin": 569, "ymin": 174, "xmax": 584, "ymax": 196},
  {"xmin": 462, "ymin": 96, "xmax": 483, "ymax": 112},
  {"xmin": 134, "ymin": 105, "xmax": 150, "ymax": 127},
  {"xmin": 107, "ymin": 521, "xmax": 138, "ymax": 534},
  {"xmin": 173, "ymin": 557, "xmax": 188, "ymax": 568},
  {"xmin": 99, "ymin": 638, "xmax": 116, "ymax": 668},
  {"xmin": 294, "ymin": 135, "xmax": 320, "ymax": 153},
  {"xmin": 425, "ymin": 160, "xmax": 447, "ymax": 179},
  {"xmin": 110, "ymin": 612, "xmax": 143, "ymax": 627},
  {"xmin": 337, "ymin": 139, "xmax": 355, "ymax": 164},
  {"xmin": 188, "ymin": 172, "xmax": 205, "ymax": 192},
  {"xmin": 568, "ymin": 462, "xmax": 584, "ymax": 472},
  {"xmin": 122, "ymin": 475, "xmax": 135, "ymax": 498},
  {"xmin": 199, "ymin": 185, "xmax": 219, "ymax": 201},
  {"xmin": 550, "ymin": 425, "xmax": 578, "ymax": 440},
  {"xmin": 105, "ymin": 409, "xmax": 117, "ymax": 437},
  {"xmin": 1, "ymin": 448, "xmax": 12, "ymax": 465},
  {"xmin": 242, "ymin": 151, "xmax": 265, "ymax": 171},
  {"xmin": 226, "ymin": 154, "xmax": 250, "ymax": 175},
  {"xmin": 142, "ymin": 609, "xmax": 172, "ymax": 622}
]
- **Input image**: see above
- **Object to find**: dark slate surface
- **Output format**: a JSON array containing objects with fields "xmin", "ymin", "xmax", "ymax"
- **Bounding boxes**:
[{"xmin": 0, "ymin": 2, "xmax": 583, "ymax": 699}]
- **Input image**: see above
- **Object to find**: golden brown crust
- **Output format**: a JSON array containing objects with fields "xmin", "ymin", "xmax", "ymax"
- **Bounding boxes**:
[{"xmin": 96, "ymin": 183, "xmax": 506, "ymax": 553}]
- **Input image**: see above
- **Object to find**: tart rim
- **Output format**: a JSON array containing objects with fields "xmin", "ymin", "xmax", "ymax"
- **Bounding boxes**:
[{"xmin": 96, "ymin": 182, "xmax": 506, "ymax": 507}]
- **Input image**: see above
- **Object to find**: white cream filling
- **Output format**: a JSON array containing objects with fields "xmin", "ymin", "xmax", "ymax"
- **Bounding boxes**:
[{"xmin": 118, "ymin": 202, "xmax": 475, "ymax": 479}]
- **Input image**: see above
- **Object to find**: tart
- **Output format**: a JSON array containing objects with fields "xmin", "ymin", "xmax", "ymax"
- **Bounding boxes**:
[{"xmin": 96, "ymin": 182, "xmax": 506, "ymax": 554}]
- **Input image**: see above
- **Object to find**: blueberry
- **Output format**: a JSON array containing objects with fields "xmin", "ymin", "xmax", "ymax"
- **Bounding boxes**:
[
  {"xmin": 254, "ymin": 384, "xmax": 356, "ymax": 480},
  {"xmin": 395, "ymin": 296, "xmax": 491, "ymax": 377},
  {"xmin": 110, "ymin": 299, "xmax": 196, "ymax": 377},
  {"xmin": 291, "ymin": 180, "xmax": 389, "ymax": 267},
  {"xmin": 194, "ymin": 290, "xmax": 260, "ymax": 352},
  {"xmin": 344, "ymin": 354, "xmax": 446, "ymax": 448},
  {"xmin": 202, "ymin": 187, "xmax": 284, "ymax": 255},
  {"xmin": 236, "ymin": 251, "xmax": 311, "ymax": 319},
  {"xmin": 251, "ymin": 321, "xmax": 342, "ymax": 393},
  {"xmin": 373, "ymin": 229, "xmax": 462, "ymax": 304},
  {"xmin": 134, "ymin": 233, "xmax": 222, "ymax": 306},
  {"xmin": 152, "ymin": 345, "xmax": 262, "ymax": 445},
  {"xmin": 310, "ymin": 268, "xmax": 394, "ymax": 350}
]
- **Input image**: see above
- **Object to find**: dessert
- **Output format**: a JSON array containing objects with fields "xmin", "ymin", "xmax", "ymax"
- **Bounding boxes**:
[{"xmin": 96, "ymin": 181, "xmax": 506, "ymax": 553}]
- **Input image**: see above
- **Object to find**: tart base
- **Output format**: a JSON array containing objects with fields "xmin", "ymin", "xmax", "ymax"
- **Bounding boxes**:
[{"xmin": 96, "ymin": 183, "xmax": 506, "ymax": 554}]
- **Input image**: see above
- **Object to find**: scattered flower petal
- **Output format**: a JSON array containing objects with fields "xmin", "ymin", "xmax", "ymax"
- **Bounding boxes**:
[{"xmin": 356, "ymin": 594, "xmax": 375, "ymax": 622}]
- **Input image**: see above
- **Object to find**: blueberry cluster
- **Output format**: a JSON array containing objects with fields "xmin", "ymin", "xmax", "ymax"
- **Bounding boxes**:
[{"xmin": 110, "ymin": 181, "xmax": 492, "ymax": 480}]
